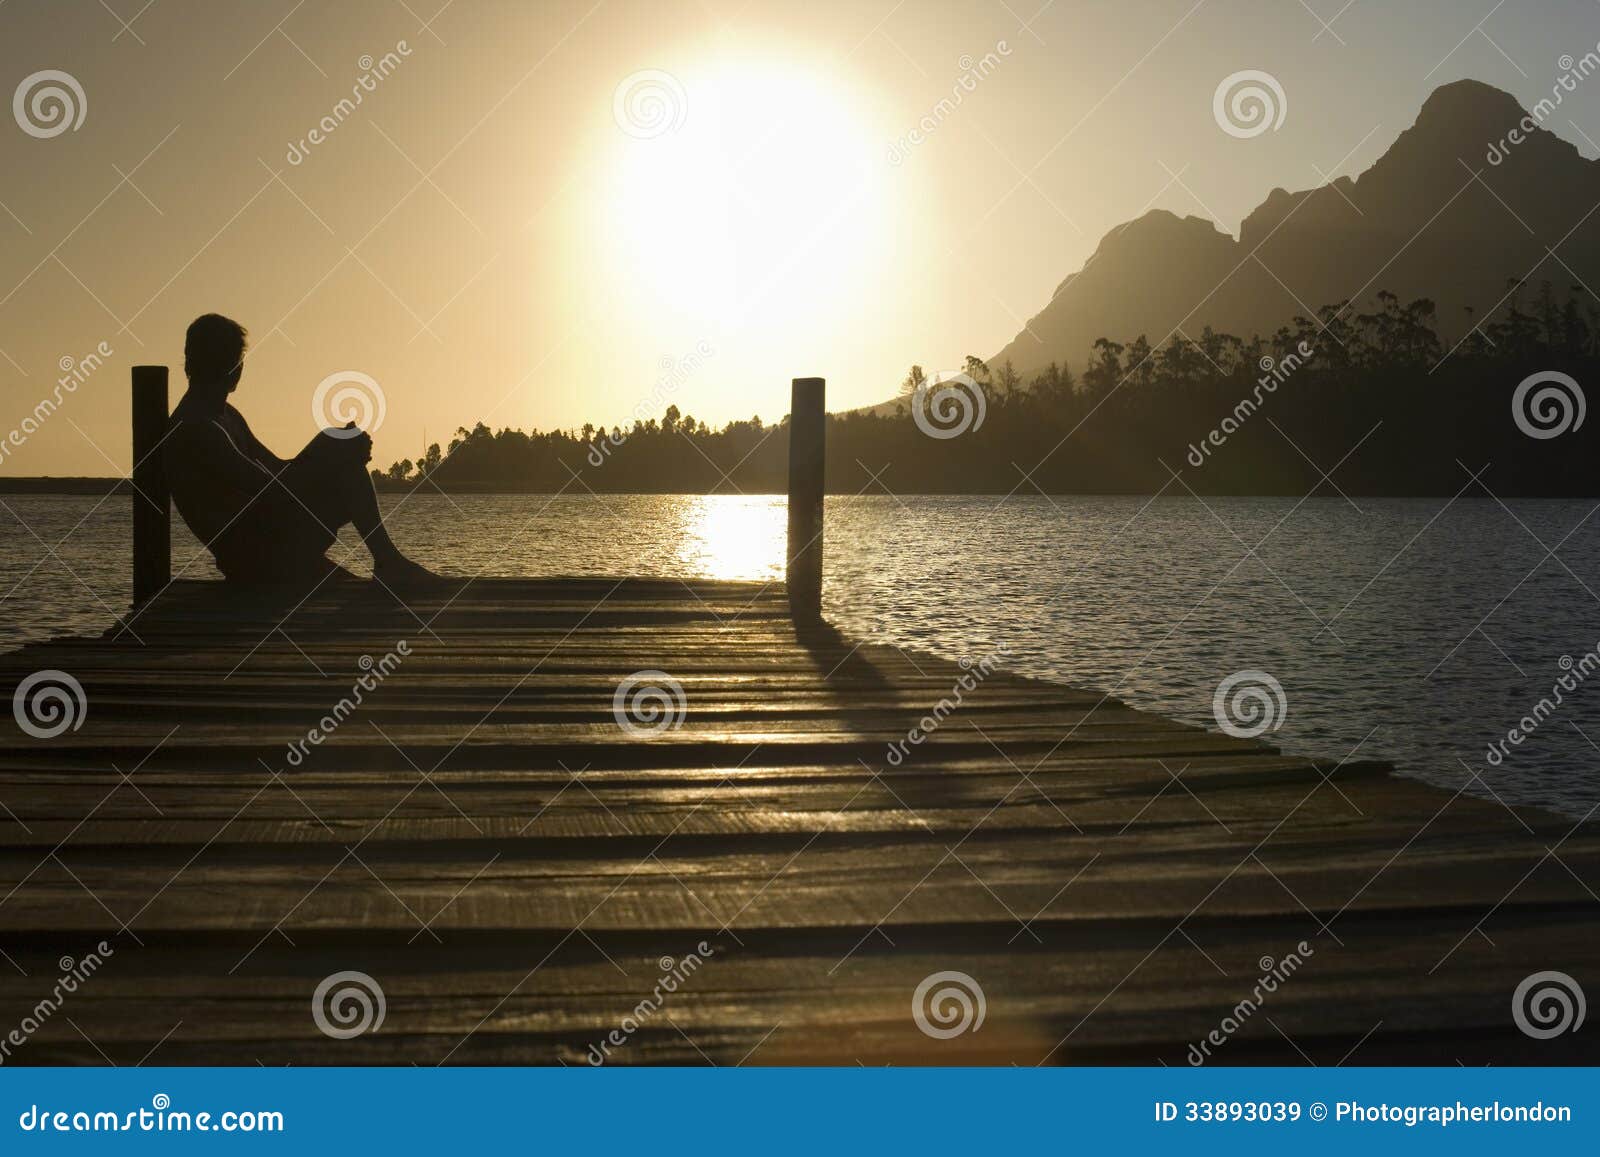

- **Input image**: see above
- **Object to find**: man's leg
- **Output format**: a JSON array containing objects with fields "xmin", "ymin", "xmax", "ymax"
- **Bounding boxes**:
[
  {"xmin": 326, "ymin": 462, "xmax": 441, "ymax": 584},
  {"xmin": 333, "ymin": 461, "xmax": 402, "ymax": 564},
  {"xmin": 282, "ymin": 453, "xmax": 441, "ymax": 584}
]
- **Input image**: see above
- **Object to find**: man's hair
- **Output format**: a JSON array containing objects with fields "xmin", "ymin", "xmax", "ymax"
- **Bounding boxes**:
[{"xmin": 184, "ymin": 314, "xmax": 248, "ymax": 383}]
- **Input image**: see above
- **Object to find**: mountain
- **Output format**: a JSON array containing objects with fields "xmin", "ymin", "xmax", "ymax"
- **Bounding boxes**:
[{"xmin": 990, "ymin": 79, "xmax": 1600, "ymax": 378}]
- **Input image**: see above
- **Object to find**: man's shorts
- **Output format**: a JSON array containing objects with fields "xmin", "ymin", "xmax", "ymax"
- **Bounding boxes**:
[{"xmin": 212, "ymin": 460, "xmax": 347, "ymax": 582}]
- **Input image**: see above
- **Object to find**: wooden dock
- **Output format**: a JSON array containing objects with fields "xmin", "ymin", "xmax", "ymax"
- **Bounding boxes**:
[{"xmin": 1, "ymin": 574, "xmax": 1596, "ymax": 1065}]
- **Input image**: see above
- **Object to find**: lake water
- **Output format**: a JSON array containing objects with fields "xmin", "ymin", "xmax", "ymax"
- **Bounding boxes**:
[{"xmin": 2, "ymin": 492, "xmax": 1596, "ymax": 818}]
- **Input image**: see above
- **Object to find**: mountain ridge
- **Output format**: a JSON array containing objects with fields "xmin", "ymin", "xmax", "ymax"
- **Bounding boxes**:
[{"xmin": 989, "ymin": 78, "xmax": 1600, "ymax": 380}]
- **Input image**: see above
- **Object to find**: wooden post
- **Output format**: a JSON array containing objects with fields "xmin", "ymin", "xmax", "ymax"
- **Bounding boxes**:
[
  {"xmin": 131, "ymin": 365, "xmax": 170, "ymax": 606},
  {"xmin": 786, "ymin": 376, "xmax": 825, "ymax": 624}
]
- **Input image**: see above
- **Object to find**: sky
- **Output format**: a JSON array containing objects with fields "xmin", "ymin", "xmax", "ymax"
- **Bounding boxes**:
[{"xmin": 4, "ymin": 0, "xmax": 1600, "ymax": 475}]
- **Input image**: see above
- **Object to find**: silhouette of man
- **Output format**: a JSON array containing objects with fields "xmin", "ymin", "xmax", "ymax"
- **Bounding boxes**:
[{"xmin": 165, "ymin": 313, "xmax": 441, "ymax": 587}]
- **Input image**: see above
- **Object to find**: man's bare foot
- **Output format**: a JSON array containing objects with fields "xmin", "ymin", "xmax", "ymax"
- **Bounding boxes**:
[{"xmin": 373, "ymin": 555, "xmax": 449, "ymax": 589}]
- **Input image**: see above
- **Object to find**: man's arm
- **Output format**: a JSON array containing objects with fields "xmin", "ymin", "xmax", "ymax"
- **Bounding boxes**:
[
  {"xmin": 168, "ymin": 417, "xmax": 283, "ymax": 492},
  {"xmin": 227, "ymin": 408, "xmax": 292, "ymax": 471}
]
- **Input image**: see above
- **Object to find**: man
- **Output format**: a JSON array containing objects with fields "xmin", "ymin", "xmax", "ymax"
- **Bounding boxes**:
[{"xmin": 165, "ymin": 313, "xmax": 441, "ymax": 587}]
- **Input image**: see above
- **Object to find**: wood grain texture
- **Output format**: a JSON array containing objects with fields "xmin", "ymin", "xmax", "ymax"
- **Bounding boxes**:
[{"xmin": 0, "ymin": 578, "xmax": 1594, "ymax": 1066}]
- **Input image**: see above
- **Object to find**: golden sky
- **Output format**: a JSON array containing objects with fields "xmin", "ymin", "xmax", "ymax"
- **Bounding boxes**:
[{"xmin": 3, "ymin": 0, "xmax": 1599, "ymax": 474}]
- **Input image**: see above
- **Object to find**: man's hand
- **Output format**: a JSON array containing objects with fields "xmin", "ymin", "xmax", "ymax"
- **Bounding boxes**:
[
  {"xmin": 343, "ymin": 423, "xmax": 374, "ymax": 464},
  {"xmin": 301, "ymin": 423, "xmax": 372, "ymax": 467}
]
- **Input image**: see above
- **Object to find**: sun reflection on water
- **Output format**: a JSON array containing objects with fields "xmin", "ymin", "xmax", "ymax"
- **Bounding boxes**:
[{"xmin": 674, "ymin": 495, "xmax": 786, "ymax": 581}]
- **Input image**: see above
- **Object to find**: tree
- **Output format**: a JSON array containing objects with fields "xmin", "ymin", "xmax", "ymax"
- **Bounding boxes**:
[
  {"xmin": 1158, "ymin": 335, "xmax": 1204, "ymax": 385},
  {"xmin": 1082, "ymin": 338, "xmax": 1125, "ymax": 399},
  {"xmin": 1030, "ymin": 361, "xmax": 1072, "ymax": 400},
  {"xmin": 1490, "ymin": 278, "xmax": 1541, "ymax": 356},
  {"xmin": 1198, "ymin": 325, "xmax": 1240, "ymax": 374},
  {"xmin": 1560, "ymin": 290, "xmax": 1590, "ymax": 357},
  {"xmin": 899, "ymin": 365, "xmax": 927, "ymax": 397},
  {"xmin": 1124, "ymin": 335, "xmax": 1154, "ymax": 389},
  {"xmin": 994, "ymin": 358, "xmax": 1021, "ymax": 396}
]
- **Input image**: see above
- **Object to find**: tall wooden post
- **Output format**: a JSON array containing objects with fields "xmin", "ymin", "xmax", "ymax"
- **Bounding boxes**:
[
  {"xmin": 131, "ymin": 365, "xmax": 170, "ymax": 606},
  {"xmin": 786, "ymin": 376, "xmax": 825, "ymax": 624}
]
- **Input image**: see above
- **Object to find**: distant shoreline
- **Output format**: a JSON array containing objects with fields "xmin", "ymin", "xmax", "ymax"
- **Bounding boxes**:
[
  {"xmin": 0, "ymin": 477, "xmax": 130, "ymax": 495},
  {"xmin": 3, "ymin": 477, "xmax": 1598, "ymax": 499}
]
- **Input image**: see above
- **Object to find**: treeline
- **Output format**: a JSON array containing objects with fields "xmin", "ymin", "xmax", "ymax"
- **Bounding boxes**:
[{"xmin": 376, "ymin": 281, "xmax": 1599, "ymax": 497}]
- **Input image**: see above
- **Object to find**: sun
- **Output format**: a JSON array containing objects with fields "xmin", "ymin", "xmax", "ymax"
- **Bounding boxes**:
[{"xmin": 595, "ymin": 54, "xmax": 889, "ymax": 342}]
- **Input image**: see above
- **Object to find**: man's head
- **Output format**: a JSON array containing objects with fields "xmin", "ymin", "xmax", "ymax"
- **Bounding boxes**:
[{"xmin": 184, "ymin": 314, "xmax": 248, "ymax": 391}]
